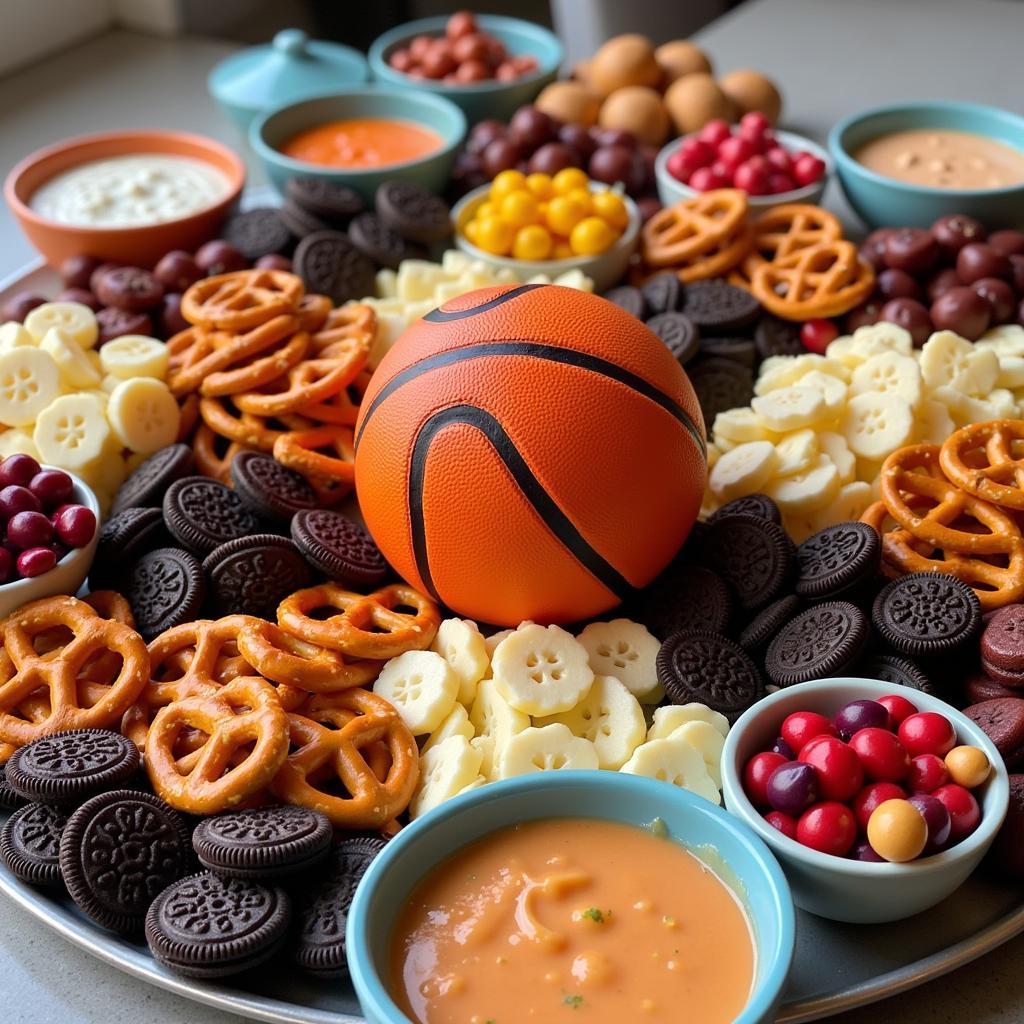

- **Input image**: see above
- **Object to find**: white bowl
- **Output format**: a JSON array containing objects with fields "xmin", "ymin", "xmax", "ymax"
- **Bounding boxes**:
[
  {"xmin": 0, "ymin": 469, "xmax": 100, "ymax": 619},
  {"xmin": 451, "ymin": 182, "xmax": 640, "ymax": 292},
  {"xmin": 721, "ymin": 677, "xmax": 1010, "ymax": 924},
  {"xmin": 655, "ymin": 128, "xmax": 832, "ymax": 211}
]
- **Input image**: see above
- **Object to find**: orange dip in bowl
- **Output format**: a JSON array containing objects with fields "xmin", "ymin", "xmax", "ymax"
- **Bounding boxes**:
[
  {"xmin": 279, "ymin": 118, "xmax": 443, "ymax": 169},
  {"xmin": 390, "ymin": 817, "xmax": 755, "ymax": 1024}
]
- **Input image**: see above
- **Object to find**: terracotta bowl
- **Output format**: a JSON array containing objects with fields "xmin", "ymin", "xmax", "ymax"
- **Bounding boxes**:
[{"xmin": 4, "ymin": 130, "xmax": 246, "ymax": 269}]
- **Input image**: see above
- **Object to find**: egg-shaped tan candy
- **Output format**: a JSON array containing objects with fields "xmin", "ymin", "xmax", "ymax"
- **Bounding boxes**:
[
  {"xmin": 664, "ymin": 73, "xmax": 735, "ymax": 135},
  {"xmin": 719, "ymin": 69, "xmax": 783, "ymax": 125},
  {"xmin": 598, "ymin": 86, "xmax": 670, "ymax": 147},
  {"xmin": 589, "ymin": 33, "xmax": 662, "ymax": 96},
  {"xmin": 654, "ymin": 40, "xmax": 713, "ymax": 85},
  {"xmin": 572, "ymin": 58, "xmax": 593, "ymax": 85},
  {"xmin": 535, "ymin": 80, "xmax": 602, "ymax": 128}
]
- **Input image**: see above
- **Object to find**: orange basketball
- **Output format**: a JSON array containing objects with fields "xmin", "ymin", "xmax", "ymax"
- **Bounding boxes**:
[{"xmin": 354, "ymin": 283, "xmax": 706, "ymax": 626}]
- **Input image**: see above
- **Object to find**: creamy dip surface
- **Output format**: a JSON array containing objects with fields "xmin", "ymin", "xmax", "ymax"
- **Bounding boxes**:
[
  {"xmin": 30, "ymin": 154, "xmax": 231, "ymax": 227},
  {"xmin": 854, "ymin": 128, "xmax": 1024, "ymax": 190}
]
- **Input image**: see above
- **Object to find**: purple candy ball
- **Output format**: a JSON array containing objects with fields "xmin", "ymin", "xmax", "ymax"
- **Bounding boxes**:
[
  {"xmin": 851, "ymin": 838, "xmax": 885, "ymax": 862},
  {"xmin": 909, "ymin": 793, "xmax": 952, "ymax": 850},
  {"xmin": 771, "ymin": 736, "xmax": 795, "ymax": 760},
  {"xmin": 834, "ymin": 699, "xmax": 891, "ymax": 740},
  {"xmin": 766, "ymin": 761, "xmax": 819, "ymax": 816}
]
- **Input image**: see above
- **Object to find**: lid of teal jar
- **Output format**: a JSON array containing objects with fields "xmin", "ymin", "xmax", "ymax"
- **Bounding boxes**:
[{"xmin": 209, "ymin": 28, "xmax": 369, "ymax": 115}]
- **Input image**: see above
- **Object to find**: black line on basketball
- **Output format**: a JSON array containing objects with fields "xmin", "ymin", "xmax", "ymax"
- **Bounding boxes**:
[
  {"xmin": 408, "ymin": 404, "xmax": 639, "ymax": 605},
  {"xmin": 356, "ymin": 341, "xmax": 706, "ymax": 456},
  {"xmin": 422, "ymin": 283, "xmax": 545, "ymax": 322}
]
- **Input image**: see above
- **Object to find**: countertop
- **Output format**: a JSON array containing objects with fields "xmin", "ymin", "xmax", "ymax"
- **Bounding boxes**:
[{"xmin": 1, "ymin": 0, "xmax": 1024, "ymax": 1020}]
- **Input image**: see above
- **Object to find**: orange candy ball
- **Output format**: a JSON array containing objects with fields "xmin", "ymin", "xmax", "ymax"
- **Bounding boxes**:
[{"xmin": 866, "ymin": 798, "xmax": 928, "ymax": 863}]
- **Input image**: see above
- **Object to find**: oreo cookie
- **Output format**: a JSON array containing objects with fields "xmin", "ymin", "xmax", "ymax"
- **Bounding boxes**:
[
  {"xmin": 202, "ymin": 534, "xmax": 312, "ymax": 618},
  {"xmin": 707, "ymin": 493, "xmax": 781, "ymax": 526},
  {"xmin": 230, "ymin": 451, "xmax": 318, "ymax": 524},
  {"xmin": 683, "ymin": 280, "xmax": 761, "ymax": 332},
  {"xmin": 146, "ymin": 872, "xmax": 291, "ymax": 978},
  {"xmin": 376, "ymin": 180, "xmax": 451, "ymax": 244},
  {"xmin": 127, "ymin": 547, "xmax": 206, "ymax": 641},
  {"xmin": 0, "ymin": 763, "xmax": 26, "ymax": 811},
  {"xmin": 292, "ymin": 834, "xmax": 387, "ymax": 977},
  {"xmin": 0, "ymin": 802, "xmax": 68, "ymax": 885},
  {"xmin": 5, "ymin": 729, "xmax": 139, "ymax": 804},
  {"xmin": 641, "ymin": 272, "xmax": 684, "ymax": 315},
  {"xmin": 286, "ymin": 177, "xmax": 364, "ymax": 225},
  {"xmin": 738, "ymin": 594, "xmax": 801, "ymax": 658},
  {"xmin": 223, "ymin": 208, "xmax": 291, "ymax": 261},
  {"xmin": 699, "ymin": 513, "xmax": 794, "ymax": 611},
  {"xmin": 290, "ymin": 509, "xmax": 388, "ymax": 588},
  {"xmin": 699, "ymin": 336, "xmax": 757, "ymax": 368},
  {"xmin": 865, "ymin": 653, "xmax": 934, "ymax": 694},
  {"xmin": 89, "ymin": 505, "xmax": 170, "ymax": 591},
  {"xmin": 656, "ymin": 631, "xmax": 764, "ymax": 723},
  {"xmin": 765, "ymin": 601, "xmax": 870, "ymax": 687},
  {"xmin": 645, "ymin": 311, "xmax": 699, "ymax": 365},
  {"xmin": 755, "ymin": 315, "xmax": 804, "ymax": 358},
  {"xmin": 192, "ymin": 806, "xmax": 332, "ymax": 880},
  {"xmin": 632, "ymin": 563, "xmax": 733, "ymax": 640},
  {"xmin": 686, "ymin": 357, "xmax": 755, "ymax": 431},
  {"xmin": 60, "ymin": 789, "xmax": 193, "ymax": 935},
  {"xmin": 963, "ymin": 698, "xmax": 1024, "ymax": 770},
  {"xmin": 795, "ymin": 522, "xmax": 881, "ymax": 599},
  {"xmin": 112, "ymin": 443, "xmax": 194, "ymax": 515},
  {"xmin": 279, "ymin": 198, "xmax": 332, "ymax": 239},
  {"xmin": 602, "ymin": 285, "xmax": 647, "ymax": 320},
  {"xmin": 294, "ymin": 230, "xmax": 376, "ymax": 304},
  {"xmin": 163, "ymin": 476, "xmax": 261, "ymax": 556},
  {"xmin": 872, "ymin": 573, "xmax": 981, "ymax": 656},
  {"xmin": 347, "ymin": 213, "xmax": 422, "ymax": 270}
]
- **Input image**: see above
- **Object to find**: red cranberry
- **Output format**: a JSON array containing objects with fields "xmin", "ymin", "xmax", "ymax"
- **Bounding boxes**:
[
  {"xmin": 6, "ymin": 510, "xmax": 53, "ymax": 550},
  {"xmin": 782, "ymin": 710, "xmax": 837, "ymax": 753},
  {"xmin": 800, "ymin": 318, "xmax": 839, "ymax": 354},
  {"xmin": 28, "ymin": 469, "xmax": 73, "ymax": 509},
  {"xmin": 898, "ymin": 712, "xmax": 957, "ymax": 758},
  {"xmin": 17, "ymin": 546, "xmax": 56, "ymax": 578},
  {"xmin": 877, "ymin": 693, "xmax": 918, "ymax": 727},
  {"xmin": 764, "ymin": 810, "xmax": 798, "ymax": 840},
  {"xmin": 52, "ymin": 504, "xmax": 96, "ymax": 548},
  {"xmin": 0, "ymin": 454, "xmax": 41, "ymax": 488},
  {"xmin": 0, "ymin": 485, "xmax": 41, "ymax": 520},
  {"xmin": 907, "ymin": 753, "xmax": 949, "ymax": 794},
  {"xmin": 733, "ymin": 156, "xmax": 771, "ymax": 195},
  {"xmin": 793, "ymin": 153, "xmax": 826, "ymax": 186},
  {"xmin": 717, "ymin": 136, "xmax": 755, "ymax": 172},
  {"xmin": 743, "ymin": 751, "xmax": 788, "ymax": 807},
  {"xmin": 698, "ymin": 119, "xmax": 731, "ymax": 147}
]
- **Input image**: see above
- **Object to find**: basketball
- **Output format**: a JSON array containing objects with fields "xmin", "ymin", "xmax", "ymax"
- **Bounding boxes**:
[{"xmin": 354, "ymin": 283, "xmax": 706, "ymax": 626}]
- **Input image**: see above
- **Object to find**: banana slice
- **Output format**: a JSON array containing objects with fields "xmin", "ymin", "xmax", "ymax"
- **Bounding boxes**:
[
  {"xmin": 712, "ymin": 407, "xmax": 775, "ymax": 445},
  {"xmin": 421, "ymin": 701, "xmax": 475, "ymax": 754},
  {"xmin": 765, "ymin": 454, "xmax": 840, "ymax": 514},
  {"xmin": 470, "ymin": 677, "xmax": 530, "ymax": 769},
  {"xmin": 850, "ymin": 352, "xmax": 923, "ymax": 410},
  {"xmin": 99, "ymin": 335, "xmax": 170, "ymax": 380},
  {"xmin": 977, "ymin": 324, "xmax": 1024, "ymax": 356},
  {"xmin": 708, "ymin": 440, "xmax": 778, "ymax": 501},
  {"xmin": 620, "ymin": 737, "xmax": 721, "ymax": 805},
  {"xmin": 913, "ymin": 398, "xmax": 956, "ymax": 446},
  {"xmin": 431, "ymin": 618, "xmax": 489, "ymax": 706},
  {"xmin": 78, "ymin": 445, "xmax": 128, "ymax": 502},
  {"xmin": 754, "ymin": 354, "xmax": 849, "ymax": 395},
  {"xmin": 410, "ymin": 735, "xmax": 484, "ymax": 819},
  {"xmin": 543, "ymin": 675, "xmax": 646, "ymax": 769},
  {"xmin": 469, "ymin": 735, "xmax": 496, "ymax": 779},
  {"xmin": 0, "ymin": 322, "xmax": 37, "ymax": 352},
  {"xmin": 919, "ymin": 330, "xmax": 999, "ymax": 394},
  {"xmin": 818, "ymin": 431, "xmax": 856, "ymax": 484},
  {"xmin": 24, "ymin": 301, "xmax": 98, "ymax": 348},
  {"xmin": 773, "ymin": 428, "xmax": 818, "ymax": 477},
  {"xmin": 491, "ymin": 623, "xmax": 594, "ymax": 716},
  {"xmin": 0, "ymin": 348, "xmax": 61, "ymax": 427},
  {"xmin": 995, "ymin": 354, "xmax": 1024, "ymax": 390},
  {"xmin": 40, "ymin": 328, "xmax": 102, "ymax": 389},
  {"xmin": 805, "ymin": 481, "xmax": 873, "ymax": 533},
  {"xmin": 670, "ymin": 720, "xmax": 726, "ymax": 789},
  {"xmin": 0, "ymin": 429, "xmax": 41, "ymax": 461},
  {"xmin": 932, "ymin": 385, "xmax": 1017, "ymax": 427},
  {"xmin": 826, "ymin": 323, "xmax": 913, "ymax": 372},
  {"xmin": 32, "ymin": 392, "xmax": 110, "ymax": 470},
  {"xmin": 751, "ymin": 386, "xmax": 826, "ymax": 431},
  {"xmin": 706, "ymin": 442, "xmax": 721, "ymax": 470},
  {"xmin": 648, "ymin": 703, "xmax": 730, "ymax": 741},
  {"xmin": 496, "ymin": 723, "xmax": 599, "ymax": 778},
  {"xmin": 372, "ymin": 650, "xmax": 459, "ymax": 735},
  {"xmin": 841, "ymin": 392, "xmax": 914, "ymax": 460},
  {"xmin": 106, "ymin": 378, "xmax": 180, "ymax": 454},
  {"xmin": 797, "ymin": 370, "xmax": 848, "ymax": 419},
  {"xmin": 484, "ymin": 628, "xmax": 516, "ymax": 662},
  {"xmin": 577, "ymin": 619, "xmax": 661, "ymax": 701}
]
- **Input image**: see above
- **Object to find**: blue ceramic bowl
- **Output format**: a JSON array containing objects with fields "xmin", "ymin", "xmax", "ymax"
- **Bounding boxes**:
[
  {"xmin": 347, "ymin": 771, "xmax": 795, "ymax": 1024},
  {"xmin": 829, "ymin": 101, "xmax": 1024, "ymax": 229},
  {"xmin": 368, "ymin": 15, "xmax": 563, "ymax": 125},
  {"xmin": 249, "ymin": 88, "xmax": 466, "ymax": 202}
]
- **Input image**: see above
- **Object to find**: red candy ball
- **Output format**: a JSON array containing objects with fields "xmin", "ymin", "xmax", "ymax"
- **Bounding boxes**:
[
  {"xmin": 6, "ymin": 510, "xmax": 53, "ymax": 550},
  {"xmin": 52, "ymin": 504, "xmax": 96, "ymax": 548},
  {"xmin": 796, "ymin": 801, "xmax": 857, "ymax": 856},
  {"xmin": 877, "ymin": 693, "xmax": 918, "ymax": 727},
  {"xmin": 898, "ymin": 712, "xmax": 957, "ymax": 758},
  {"xmin": 782, "ymin": 710, "xmax": 837, "ymax": 753},
  {"xmin": 764, "ymin": 810, "xmax": 798, "ymax": 840},
  {"xmin": 906, "ymin": 752, "xmax": 950, "ymax": 794},
  {"xmin": 852, "ymin": 781, "xmax": 907, "ymax": 831},
  {"xmin": 29, "ymin": 468, "xmax": 73, "ymax": 509},
  {"xmin": 800, "ymin": 318, "xmax": 839, "ymax": 354},
  {"xmin": 931, "ymin": 783, "xmax": 981, "ymax": 841},
  {"xmin": 0, "ymin": 454, "xmax": 41, "ymax": 489},
  {"xmin": 799, "ymin": 735, "xmax": 864, "ymax": 802},
  {"xmin": 17, "ymin": 546, "xmax": 56, "ymax": 578},
  {"xmin": 848, "ymin": 727, "xmax": 910, "ymax": 783},
  {"xmin": 743, "ymin": 751, "xmax": 787, "ymax": 807}
]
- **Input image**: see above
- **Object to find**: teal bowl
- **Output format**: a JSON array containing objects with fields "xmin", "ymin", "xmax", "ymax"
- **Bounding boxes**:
[
  {"xmin": 249, "ymin": 88, "xmax": 466, "ymax": 203},
  {"xmin": 347, "ymin": 771, "xmax": 795, "ymax": 1024},
  {"xmin": 829, "ymin": 101, "xmax": 1024, "ymax": 229},
  {"xmin": 368, "ymin": 15, "xmax": 563, "ymax": 125}
]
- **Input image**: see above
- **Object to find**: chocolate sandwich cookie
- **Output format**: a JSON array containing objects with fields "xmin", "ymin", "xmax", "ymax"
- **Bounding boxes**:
[
  {"xmin": 223, "ymin": 208, "xmax": 292, "ymax": 261},
  {"xmin": 707, "ymin": 493, "xmax": 781, "ymax": 526},
  {"xmin": 795, "ymin": 522, "xmax": 881, "ymax": 600},
  {"xmin": 163, "ymin": 476, "xmax": 261, "ymax": 556},
  {"xmin": 698, "ymin": 336, "xmax": 757, "ymax": 368},
  {"xmin": 682, "ymin": 280, "xmax": 761, "ymax": 332},
  {"xmin": 755, "ymin": 315, "xmax": 804, "ymax": 358},
  {"xmin": 0, "ymin": 802, "xmax": 68, "ymax": 885},
  {"xmin": 127, "ymin": 547, "xmax": 206, "ymax": 641},
  {"xmin": 192, "ymin": 806, "xmax": 332, "ymax": 880},
  {"xmin": 286, "ymin": 177, "xmax": 365, "ymax": 225},
  {"xmin": 230, "ymin": 451, "xmax": 318, "ymax": 524},
  {"xmin": 5, "ymin": 729, "xmax": 139, "ymax": 804},
  {"xmin": 632, "ymin": 563, "xmax": 733, "ymax": 640},
  {"xmin": 865, "ymin": 654, "xmax": 934, "ymax": 694},
  {"xmin": 602, "ymin": 285, "xmax": 647, "ymax": 320},
  {"xmin": 656, "ymin": 631, "xmax": 764, "ymax": 723},
  {"xmin": 202, "ymin": 534, "xmax": 312, "ymax": 619},
  {"xmin": 686, "ymin": 357, "xmax": 755, "ymax": 430},
  {"xmin": 290, "ymin": 509, "xmax": 388, "ymax": 588},
  {"xmin": 765, "ymin": 601, "xmax": 870, "ymax": 687},
  {"xmin": 645, "ymin": 311, "xmax": 699, "ymax": 365},
  {"xmin": 738, "ymin": 594, "xmax": 801, "ymax": 658},
  {"xmin": 60, "ymin": 789, "xmax": 193, "ymax": 935},
  {"xmin": 146, "ymin": 872, "xmax": 291, "ymax": 979},
  {"xmin": 0, "ymin": 764, "xmax": 26, "ymax": 811},
  {"xmin": 641, "ymin": 272, "xmax": 684, "ymax": 315},
  {"xmin": 699, "ymin": 513, "xmax": 794, "ymax": 611},
  {"xmin": 294, "ymin": 231, "xmax": 376, "ymax": 305},
  {"xmin": 980, "ymin": 605, "xmax": 1024, "ymax": 688},
  {"xmin": 376, "ymin": 180, "xmax": 451, "ymax": 244},
  {"xmin": 279, "ymin": 198, "xmax": 332, "ymax": 239},
  {"xmin": 963, "ymin": 698, "xmax": 1024, "ymax": 770},
  {"xmin": 872, "ymin": 573, "xmax": 981, "ymax": 657},
  {"xmin": 348, "ymin": 212, "xmax": 423, "ymax": 270},
  {"xmin": 292, "ymin": 834, "xmax": 387, "ymax": 977},
  {"xmin": 89, "ymin": 506, "xmax": 170, "ymax": 591},
  {"xmin": 112, "ymin": 443, "xmax": 194, "ymax": 515},
  {"xmin": 964, "ymin": 672, "xmax": 1020, "ymax": 704},
  {"xmin": 990, "ymin": 773, "xmax": 1024, "ymax": 878}
]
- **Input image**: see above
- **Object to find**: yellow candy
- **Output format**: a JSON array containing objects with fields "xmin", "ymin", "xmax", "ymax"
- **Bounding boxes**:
[
  {"xmin": 475, "ymin": 200, "xmax": 497, "ymax": 221},
  {"xmin": 500, "ymin": 191, "xmax": 541, "ymax": 228},
  {"xmin": 526, "ymin": 173, "xmax": 554, "ymax": 200},
  {"xmin": 512, "ymin": 225, "xmax": 552, "ymax": 262},
  {"xmin": 570, "ymin": 216, "xmax": 616, "ymax": 256},
  {"xmin": 464, "ymin": 219, "xmax": 482, "ymax": 246},
  {"xmin": 592, "ymin": 190, "xmax": 630, "ymax": 230},
  {"xmin": 475, "ymin": 217, "xmax": 515, "ymax": 256},
  {"xmin": 567, "ymin": 187, "xmax": 594, "ymax": 216},
  {"xmin": 546, "ymin": 195, "xmax": 589, "ymax": 236},
  {"xmin": 552, "ymin": 167, "xmax": 589, "ymax": 196},
  {"xmin": 490, "ymin": 169, "xmax": 527, "ymax": 200},
  {"xmin": 866, "ymin": 799, "xmax": 927, "ymax": 863},
  {"xmin": 945, "ymin": 745, "xmax": 990, "ymax": 788},
  {"xmin": 552, "ymin": 241, "xmax": 574, "ymax": 260}
]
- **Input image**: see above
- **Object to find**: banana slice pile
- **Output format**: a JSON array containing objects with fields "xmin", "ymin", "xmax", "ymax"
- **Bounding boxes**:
[
  {"xmin": 705, "ymin": 321, "xmax": 1024, "ymax": 541},
  {"xmin": 0, "ymin": 302, "xmax": 178, "ymax": 512},
  {"xmin": 371, "ymin": 616, "xmax": 730, "ymax": 819}
]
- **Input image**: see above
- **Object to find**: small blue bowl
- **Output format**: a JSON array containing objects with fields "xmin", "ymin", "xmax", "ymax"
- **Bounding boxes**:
[
  {"xmin": 347, "ymin": 771, "xmax": 795, "ymax": 1024},
  {"xmin": 368, "ymin": 15, "xmax": 562, "ymax": 125},
  {"xmin": 249, "ymin": 87, "xmax": 466, "ymax": 203},
  {"xmin": 829, "ymin": 101, "xmax": 1024, "ymax": 229}
]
